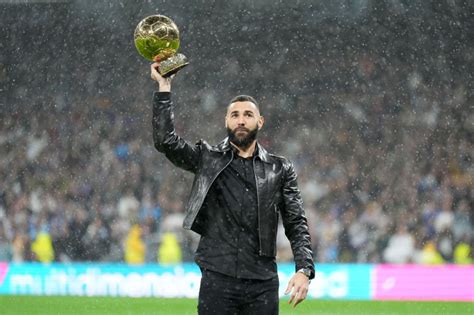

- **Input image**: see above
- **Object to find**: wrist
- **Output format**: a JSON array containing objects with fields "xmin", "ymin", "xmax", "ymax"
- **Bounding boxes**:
[
  {"xmin": 297, "ymin": 268, "xmax": 311, "ymax": 279},
  {"xmin": 158, "ymin": 82, "xmax": 171, "ymax": 92}
]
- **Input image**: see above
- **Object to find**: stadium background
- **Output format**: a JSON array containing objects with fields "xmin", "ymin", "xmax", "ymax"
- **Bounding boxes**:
[{"xmin": 0, "ymin": 0, "xmax": 472, "ymax": 313}]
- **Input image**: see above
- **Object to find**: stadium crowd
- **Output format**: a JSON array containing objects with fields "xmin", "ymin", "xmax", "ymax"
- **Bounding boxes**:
[{"xmin": 0, "ymin": 1, "xmax": 472, "ymax": 265}]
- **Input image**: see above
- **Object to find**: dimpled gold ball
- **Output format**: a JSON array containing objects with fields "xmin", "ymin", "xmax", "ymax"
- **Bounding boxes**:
[{"xmin": 134, "ymin": 15, "xmax": 180, "ymax": 62}]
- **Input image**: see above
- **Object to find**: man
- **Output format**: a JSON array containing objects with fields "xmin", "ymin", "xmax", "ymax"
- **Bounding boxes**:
[{"xmin": 150, "ymin": 63, "xmax": 315, "ymax": 314}]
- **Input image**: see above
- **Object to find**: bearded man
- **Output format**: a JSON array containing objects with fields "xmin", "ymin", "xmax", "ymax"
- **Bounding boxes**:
[{"xmin": 150, "ymin": 63, "xmax": 315, "ymax": 314}]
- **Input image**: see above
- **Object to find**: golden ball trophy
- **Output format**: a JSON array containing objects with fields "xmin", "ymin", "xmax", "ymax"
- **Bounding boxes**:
[{"xmin": 134, "ymin": 15, "xmax": 189, "ymax": 77}]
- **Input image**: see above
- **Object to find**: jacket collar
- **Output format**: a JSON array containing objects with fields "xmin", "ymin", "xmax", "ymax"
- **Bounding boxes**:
[{"xmin": 213, "ymin": 137, "xmax": 271, "ymax": 163}]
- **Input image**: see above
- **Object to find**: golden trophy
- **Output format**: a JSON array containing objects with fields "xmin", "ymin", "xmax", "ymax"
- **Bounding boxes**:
[{"xmin": 134, "ymin": 15, "xmax": 189, "ymax": 77}]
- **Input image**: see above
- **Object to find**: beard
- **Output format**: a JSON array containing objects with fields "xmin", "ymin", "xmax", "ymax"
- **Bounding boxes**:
[{"xmin": 227, "ymin": 125, "xmax": 259, "ymax": 150}]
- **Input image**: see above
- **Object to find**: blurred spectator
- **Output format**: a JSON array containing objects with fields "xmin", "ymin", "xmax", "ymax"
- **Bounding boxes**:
[
  {"xmin": 315, "ymin": 212, "xmax": 341, "ymax": 263},
  {"xmin": 415, "ymin": 241, "xmax": 445, "ymax": 265},
  {"xmin": 383, "ymin": 225, "xmax": 415, "ymax": 264},
  {"xmin": 11, "ymin": 230, "xmax": 31, "ymax": 263},
  {"xmin": 31, "ymin": 231, "xmax": 54, "ymax": 263},
  {"xmin": 82, "ymin": 217, "xmax": 111, "ymax": 261},
  {"xmin": 0, "ymin": 224, "xmax": 12, "ymax": 261},
  {"xmin": 158, "ymin": 232, "xmax": 182, "ymax": 264},
  {"xmin": 64, "ymin": 206, "xmax": 89, "ymax": 261},
  {"xmin": 453, "ymin": 199, "xmax": 471, "ymax": 241},
  {"xmin": 124, "ymin": 224, "xmax": 145, "ymax": 264},
  {"xmin": 453, "ymin": 236, "xmax": 472, "ymax": 265},
  {"xmin": 437, "ymin": 228, "xmax": 455, "ymax": 262}
]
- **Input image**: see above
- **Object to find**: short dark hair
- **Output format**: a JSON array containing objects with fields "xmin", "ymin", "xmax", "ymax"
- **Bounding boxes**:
[{"xmin": 228, "ymin": 95, "xmax": 260, "ymax": 113}]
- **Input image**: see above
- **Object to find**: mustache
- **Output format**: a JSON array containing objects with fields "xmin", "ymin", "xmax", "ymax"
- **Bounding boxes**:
[{"xmin": 234, "ymin": 127, "xmax": 249, "ymax": 132}]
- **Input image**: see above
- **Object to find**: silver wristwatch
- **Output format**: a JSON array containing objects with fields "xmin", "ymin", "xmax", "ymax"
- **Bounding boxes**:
[{"xmin": 297, "ymin": 268, "xmax": 312, "ymax": 278}]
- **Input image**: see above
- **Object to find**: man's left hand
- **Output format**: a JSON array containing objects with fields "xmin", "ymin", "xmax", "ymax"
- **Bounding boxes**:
[{"xmin": 285, "ymin": 272, "xmax": 310, "ymax": 308}]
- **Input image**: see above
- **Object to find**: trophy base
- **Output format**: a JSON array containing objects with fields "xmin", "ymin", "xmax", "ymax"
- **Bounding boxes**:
[{"xmin": 159, "ymin": 53, "xmax": 189, "ymax": 77}]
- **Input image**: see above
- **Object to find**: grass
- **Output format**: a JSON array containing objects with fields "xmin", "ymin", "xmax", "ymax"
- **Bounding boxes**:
[{"xmin": 0, "ymin": 296, "xmax": 472, "ymax": 315}]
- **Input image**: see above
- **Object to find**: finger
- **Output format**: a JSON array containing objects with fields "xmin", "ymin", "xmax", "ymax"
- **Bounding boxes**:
[
  {"xmin": 293, "ymin": 296, "xmax": 304, "ymax": 308},
  {"xmin": 288, "ymin": 290, "xmax": 297, "ymax": 305},
  {"xmin": 151, "ymin": 63, "xmax": 161, "ymax": 75},
  {"xmin": 293, "ymin": 288, "xmax": 307, "ymax": 307},
  {"xmin": 284, "ymin": 280, "xmax": 293, "ymax": 295},
  {"xmin": 288, "ymin": 290, "xmax": 299, "ymax": 307},
  {"xmin": 150, "ymin": 66, "xmax": 157, "ymax": 78}
]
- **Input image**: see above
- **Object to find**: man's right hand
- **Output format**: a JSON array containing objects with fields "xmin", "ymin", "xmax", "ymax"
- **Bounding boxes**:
[{"xmin": 151, "ymin": 62, "xmax": 173, "ymax": 92}]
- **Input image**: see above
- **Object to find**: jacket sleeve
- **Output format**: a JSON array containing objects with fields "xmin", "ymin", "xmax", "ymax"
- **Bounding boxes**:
[
  {"xmin": 152, "ymin": 91, "xmax": 201, "ymax": 173},
  {"xmin": 280, "ymin": 159, "xmax": 315, "ymax": 279}
]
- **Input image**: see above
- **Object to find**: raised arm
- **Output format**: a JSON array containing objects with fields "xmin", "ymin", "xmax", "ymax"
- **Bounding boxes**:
[{"xmin": 151, "ymin": 63, "xmax": 200, "ymax": 173}]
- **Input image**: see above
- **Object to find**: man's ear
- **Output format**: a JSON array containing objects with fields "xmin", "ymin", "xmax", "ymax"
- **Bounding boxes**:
[{"xmin": 258, "ymin": 116, "xmax": 265, "ymax": 130}]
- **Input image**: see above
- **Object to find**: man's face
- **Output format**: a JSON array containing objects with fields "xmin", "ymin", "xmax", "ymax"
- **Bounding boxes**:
[{"xmin": 225, "ymin": 101, "xmax": 264, "ymax": 149}]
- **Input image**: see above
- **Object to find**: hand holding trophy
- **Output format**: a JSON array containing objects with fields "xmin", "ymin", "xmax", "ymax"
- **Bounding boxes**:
[{"xmin": 134, "ymin": 15, "xmax": 189, "ymax": 77}]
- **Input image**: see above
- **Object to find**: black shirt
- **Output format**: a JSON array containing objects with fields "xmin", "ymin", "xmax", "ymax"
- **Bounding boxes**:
[{"xmin": 194, "ymin": 147, "xmax": 277, "ymax": 280}]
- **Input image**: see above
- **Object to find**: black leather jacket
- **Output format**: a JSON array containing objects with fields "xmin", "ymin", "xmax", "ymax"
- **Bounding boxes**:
[{"xmin": 152, "ymin": 92, "xmax": 315, "ymax": 278}]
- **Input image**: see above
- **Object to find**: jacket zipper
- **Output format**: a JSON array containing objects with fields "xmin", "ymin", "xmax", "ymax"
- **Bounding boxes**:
[{"xmin": 253, "ymin": 156, "xmax": 262, "ymax": 256}]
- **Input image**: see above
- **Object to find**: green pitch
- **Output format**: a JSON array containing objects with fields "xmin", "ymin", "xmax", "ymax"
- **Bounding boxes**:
[{"xmin": 0, "ymin": 296, "xmax": 472, "ymax": 315}]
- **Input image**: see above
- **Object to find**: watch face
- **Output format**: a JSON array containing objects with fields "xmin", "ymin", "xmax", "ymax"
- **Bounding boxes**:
[{"xmin": 299, "ymin": 268, "xmax": 311, "ymax": 277}]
